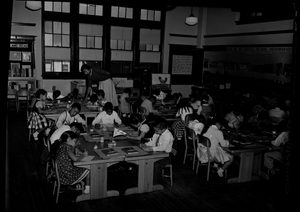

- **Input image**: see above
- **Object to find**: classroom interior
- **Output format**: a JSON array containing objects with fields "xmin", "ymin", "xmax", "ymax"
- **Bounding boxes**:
[{"xmin": 5, "ymin": 1, "xmax": 299, "ymax": 211}]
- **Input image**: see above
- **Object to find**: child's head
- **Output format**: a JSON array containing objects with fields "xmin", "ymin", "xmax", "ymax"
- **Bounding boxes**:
[
  {"xmin": 53, "ymin": 90, "xmax": 61, "ymax": 100},
  {"xmin": 60, "ymin": 130, "xmax": 79, "ymax": 147},
  {"xmin": 95, "ymin": 89, "xmax": 105, "ymax": 98},
  {"xmin": 189, "ymin": 93, "xmax": 197, "ymax": 102},
  {"xmin": 124, "ymin": 88, "xmax": 132, "ymax": 95},
  {"xmin": 90, "ymin": 94, "xmax": 98, "ymax": 103},
  {"xmin": 232, "ymin": 105, "xmax": 241, "ymax": 116},
  {"xmin": 153, "ymin": 89, "xmax": 161, "ymax": 96},
  {"xmin": 104, "ymin": 102, "xmax": 113, "ymax": 115},
  {"xmin": 72, "ymin": 88, "xmax": 79, "ymax": 96},
  {"xmin": 35, "ymin": 89, "xmax": 47, "ymax": 100},
  {"xmin": 149, "ymin": 95, "xmax": 157, "ymax": 105},
  {"xmin": 69, "ymin": 103, "xmax": 81, "ymax": 117},
  {"xmin": 69, "ymin": 122, "xmax": 84, "ymax": 135},
  {"xmin": 129, "ymin": 113, "xmax": 143, "ymax": 128},
  {"xmin": 153, "ymin": 117, "xmax": 168, "ymax": 135}
]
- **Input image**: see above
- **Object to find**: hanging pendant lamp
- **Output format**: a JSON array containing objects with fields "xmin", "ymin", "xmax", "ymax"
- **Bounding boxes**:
[
  {"xmin": 185, "ymin": 7, "xmax": 198, "ymax": 26},
  {"xmin": 25, "ymin": 1, "xmax": 42, "ymax": 11}
]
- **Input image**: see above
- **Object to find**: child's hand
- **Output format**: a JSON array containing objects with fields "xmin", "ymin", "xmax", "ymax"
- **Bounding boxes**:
[{"xmin": 83, "ymin": 149, "xmax": 88, "ymax": 157}]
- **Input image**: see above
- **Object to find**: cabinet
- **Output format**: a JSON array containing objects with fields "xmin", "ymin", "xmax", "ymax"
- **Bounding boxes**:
[{"xmin": 8, "ymin": 35, "xmax": 36, "ymax": 90}]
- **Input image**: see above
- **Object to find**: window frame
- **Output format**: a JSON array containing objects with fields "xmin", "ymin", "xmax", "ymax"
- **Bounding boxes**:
[{"xmin": 42, "ymin": 2, "xmax": 165, "ymax": 79}]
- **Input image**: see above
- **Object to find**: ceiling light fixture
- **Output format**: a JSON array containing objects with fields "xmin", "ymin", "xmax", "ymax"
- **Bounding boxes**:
[
  {"xmin": 185, "ymin": 7, "xmax": 198, "ymax": 26},
  {"xmin": 25, "ymin": 1, "xmax": 42, "ymax": 11}
]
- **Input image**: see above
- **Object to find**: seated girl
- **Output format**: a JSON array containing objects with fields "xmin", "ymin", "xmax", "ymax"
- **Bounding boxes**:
[{"xmin": 92, "ymin": 102, "xmax": 122, "ymax": 128}]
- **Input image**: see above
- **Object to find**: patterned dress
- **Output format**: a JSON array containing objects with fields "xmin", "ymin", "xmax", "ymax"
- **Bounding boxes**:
[{"xmin": 56, "ymin": 143, "xmax": 89, "ymax": 185}]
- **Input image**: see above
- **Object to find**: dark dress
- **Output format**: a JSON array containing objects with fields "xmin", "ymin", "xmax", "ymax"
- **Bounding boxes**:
[{"xmin": 56, "ymin": 143, "xmax": 89, "ymax": 185}]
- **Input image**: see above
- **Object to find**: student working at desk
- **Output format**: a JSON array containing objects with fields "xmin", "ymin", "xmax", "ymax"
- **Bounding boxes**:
[
  {"xmin": 140, "ymin": 117, "xmax": 174, "ymax": 184},
  {"xmin": 92, "ymin": 102, "xmax": 122, "ymax": 128},
  {"xmin": 56, "ymin": 102, "xmax": 87, "ymax": 129}
]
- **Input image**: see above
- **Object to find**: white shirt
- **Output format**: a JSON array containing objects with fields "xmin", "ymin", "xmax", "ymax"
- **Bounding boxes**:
[
  {"xmin": 50, "ymin": 125, "xmax": 70, "ymax": 144},
  {"xmin": 92, "ymin": 110, "xmax": 122, "ymax": 125},
  {"xmin": 56, "ymin": 110, "xmax": 86, "ymax": 128},
  {"xmin": 145, "ymin": 129, "xmax": 174, "ymax": 153}
]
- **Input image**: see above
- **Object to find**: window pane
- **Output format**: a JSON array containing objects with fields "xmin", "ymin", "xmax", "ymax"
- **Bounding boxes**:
[
  {"xmin": 141, "ymin": 9, "xmax": 147, "ymax": 20},
  {"xmin": 53, "ymin": 2, "xmax": 61, "ymax": 12},
  {"xmin": 45, "ymin": 34, "xmax": 53, "ymax": 46},
  {"xmin": 62, "ymin": 61, "xmax": 70, "ymax": 72},
  {"xmin": 62, "ymin": 35, "xmax": 69, "ymax": 47},
  {"xmin": 126, "ymin": 8, "xmax": 133, "ymax": 19},
  {"xmin": 125, "ymin": 41, "xmax": 131, "ymax": 50},
  {"xmin": 111, "ymin": 6, "xmax": 118, "ymax": 17},
  {"xmin": 119, "ymin": 7, "xmax": 125, "ymax": 18},
  {"xmin": 147, "ymin": 10, "xmax": 154, "ymax": 20},
  {"xmin": 45, "ymin": 60, "xmax": 52, "ymax": 72},
  {"xmin": 87, "ymin": 36, "xmax": 94, "ymax": 48},
  {"xmin": 44, "ymin": 2, "xmax": 53, "ymax": 11},
  {"xmin": 62, "ymin": 22, "xmax": 69, "ymax": 34},
  {"xmin": 88, "ymin": 4, "xmax": 95, "ymax": 15},
  {"xmin": 54, "ymin": 61, "xmax": 62, "ymax": 72},
  {"xmin": 53, "ymin": 22, "xmax": 61, "ymax": 34},
  {"xmin": 53, "ymin": 34, "xmax": 62, "ymax": 46},
  {"xmin": 111, "ymin": 39, "xmax": 118, "ymax": 49},
  {"xmin": 154, "ymin": 11, "xmax": 161, "ymax": 21},
  {"xmin": 96, "ymin": 5, "xmax": 103, "ymax": 16},
  {"xmin": 62, "ymin": 2, "xmax": 70, "ymax": 13},
  {"xmin": 95, "ymin": 37, "xmax": 102, "ymax": 48},
  {"xmin": 79, "ymin": 3, "xmax": 87, "ymax": 14},
  {"xmin": 44, "ymin": 21, "xmax": 52, "ymax": 33},
  {"xmin": 79, "ymin": 36, "xmax": 86, "ymax": 48}
]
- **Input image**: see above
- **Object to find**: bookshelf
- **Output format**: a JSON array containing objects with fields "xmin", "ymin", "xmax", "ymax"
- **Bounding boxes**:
[{"xmin": 8, "ymin": 35, "xmax": 36, "ymax": 90}]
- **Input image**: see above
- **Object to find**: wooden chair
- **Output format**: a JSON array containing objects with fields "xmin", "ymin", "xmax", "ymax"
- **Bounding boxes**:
[
  {"xmin": 185, "ymin": 113, "xmax": 196, "ymax": 124},
  {"xmin": 183, "ymin": 126, "xmax": 198, "ymax": 170},
  {"xmin": 53, "ymin": 160, "xmax": 85, "ymax": 203},
  {"xmin": 42, "ymin": 134, "xmax": 52, "ymax": 177},
  {"xmin": 16, "ymin": 89, "xmax": 30, "ymax": 113},
  {"xmin": 7, "ymin": 89, "xmax": 18, "ymax": 111},
  {"xmin": 162, "ymin": 164, "xmax": 173, "ymax": 186},
  {"xmin": 195, "ymin": 135, "xmax": 227, "ymax": 181}
]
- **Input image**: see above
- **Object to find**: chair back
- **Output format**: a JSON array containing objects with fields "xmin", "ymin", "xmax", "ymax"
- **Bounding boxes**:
[
  {"xmin": 184, "ymin": 126, "xmax": 198, "ymax": 152},
  {"xmin": 185, "ymin": 113, "xmax": 196, "ymax": 124},
  {"xmin": 54, "ymin": 160, "xmax": 61, "ymax": 184},
  {"xmin": 198, "ymin": 135, "xmax": 211, "ymax": 148}
]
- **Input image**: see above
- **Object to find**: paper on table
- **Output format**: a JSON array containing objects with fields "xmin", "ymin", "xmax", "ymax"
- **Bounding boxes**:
[
  {"xmin": 81, "ymin": 155, "xmax": 95, "ymax": 162},
  {"xmin": 113, "ymin": 128, "xmax": 127, "ymax": 137}
]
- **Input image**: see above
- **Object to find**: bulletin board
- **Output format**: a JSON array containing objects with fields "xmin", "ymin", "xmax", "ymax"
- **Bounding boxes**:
[{"xmin": 168, "ymin": 44, "xmax": 203, "ymax": 85}]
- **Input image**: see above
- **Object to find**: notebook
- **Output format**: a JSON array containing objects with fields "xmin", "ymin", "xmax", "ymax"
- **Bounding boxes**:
[
  {"xmin": 101, "ymin": 148, "xmax": 119, "ymax": 156},
  {"xmin": 121, "ymin": 147, "xmax": 139, "ymax": 155}
]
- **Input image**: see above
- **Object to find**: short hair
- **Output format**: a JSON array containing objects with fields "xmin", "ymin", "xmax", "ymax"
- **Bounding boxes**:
[
  {"xmin": 129, "ymin": 113, "xmax": 143, "ymax": 125},
  {"xmin": 71, "ymin": 102, "xmax": 81, "ymax": 111},
  {"xmin": 153, "ymin": 117, "xmax": 168, "ymax": 130},
  {"xmin": 89, "ymin": 94, "xmax": 98, "ymax": 103},
  {"xmin": 95, "ymin": 89, "xmax": 105, "ymax": 97},
  {"xmin": 104, "ymin": 102, "xmax": 113, "ymax": 111},
  {"xmin": 60, "ymin": 130, "xmax": 78, "ymax": 143},
  {"xmin": 53, "ymin": 90, "xmax": 61, "ymax": 99},
  {"xmin": 80, "ymin": 64, "xmax": 91, "ymax": 72},
  {"xmin": 69, "ymin": 122, "xmax": 84, "ymax": 133},
  {"xmin": 35, "ymin": 89, "xmax": 47, "ymax": 98}
]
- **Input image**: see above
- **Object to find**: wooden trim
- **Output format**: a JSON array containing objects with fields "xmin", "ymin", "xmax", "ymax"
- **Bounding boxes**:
[
  {"xmin": 169, "ymin": 33, "xmax": 197, "ymax": 38},
  {"xmin": 204, "ymin": 29, "xmax": 294, "ymax": 38}
]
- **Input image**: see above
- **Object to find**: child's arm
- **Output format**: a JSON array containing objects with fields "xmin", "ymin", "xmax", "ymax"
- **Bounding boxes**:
[
  {"xmin": 114, "ymin": 112, "xmax": 122, "ymax": 125},
  {"xmin": 68, "ymin": 149, "xmax": 88, "ymax": 162},
  {"xmin": 92, "ymin": 113, "xmax": 102, "ymax": 126}
]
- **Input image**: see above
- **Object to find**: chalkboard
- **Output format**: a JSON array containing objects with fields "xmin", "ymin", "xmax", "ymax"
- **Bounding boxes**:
[{"xmin": 172, "ymin": 55, "xmax": 193, "ymax": 75}]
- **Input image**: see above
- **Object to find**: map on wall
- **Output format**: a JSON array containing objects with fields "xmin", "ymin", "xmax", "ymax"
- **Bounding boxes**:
[{"xmin": 203, "ymin": 46, "xmax": 292, "ymax": 85}]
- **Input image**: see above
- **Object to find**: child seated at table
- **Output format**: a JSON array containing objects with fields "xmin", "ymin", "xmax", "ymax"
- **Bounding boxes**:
[
  {"xmin": 201, "ymin": 117, "xmax": 233, "ymax": 177},
  {"xmin": 27, "ymin": 89, "xmax": 56, "ymax": 140},
  {"xmin": 140, "ymin": 117, "xmax": 174, "ymax": 184},
  {"xmin": 264, "ymin": 120, "xmax": 290, "ymax": 175},
  {"xmin": 65, "ymin": 88, "xmax": 83, "ymax": 102},
  {"xmin": 118, "ymin": 88, "xmax": 132, "ymax": 118},
  {"xmin": 56, "ymin": 102, "xmax": 87, "ymax": 128},
  {"xmin": 224, "ymin": 105, "xmax": 244, "ymax": 131},
  {"xmin": 126, "ymin": 113, "xmax": 156, "ymax": 141},
  {"xmin": 92, "ymin": 102, "xmax": 122, "ymax": 128},
  {"xmin": 140, "ymin": 94, "xmax": 160, "ymax": 116},
  {"xmin": 52, "ymin": 131, "xmax": 90, "ymax": 192},
  {"xmin": 94, "ymin": 89, "xmax": 107, "ymax": 106}
]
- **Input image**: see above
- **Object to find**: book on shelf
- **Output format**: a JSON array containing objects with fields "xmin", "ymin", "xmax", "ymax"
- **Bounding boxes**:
[
  {"xmin": 121, "ymin": 147, "xmax": 139, "ymax": 155},
  {"xmin": 101, "ymin": 148, "xmax": 118, "ymax": 156}
]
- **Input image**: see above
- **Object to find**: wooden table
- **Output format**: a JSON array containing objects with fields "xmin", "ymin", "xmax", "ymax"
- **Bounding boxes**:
[
  {"xmin": 73, "ymin": 125, "xmax": 169, "ymax": 202},
  {"xmin": 44, "ymin": 103, "xmax": 99, "ymax": 121},
  {"xmin": 222, "ymin": 130, "xmax": 275, "ymax": 184}
]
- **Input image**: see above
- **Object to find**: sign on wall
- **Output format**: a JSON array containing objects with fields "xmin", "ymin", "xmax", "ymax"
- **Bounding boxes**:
[{"xmin": 171, "ymin": 55, "xmax": 193, "ymax": 75}]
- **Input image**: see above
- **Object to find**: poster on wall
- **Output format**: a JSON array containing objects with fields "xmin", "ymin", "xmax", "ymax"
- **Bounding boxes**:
[
  {"xmin": 203, "ymin": 46, "xmax": 292, "ymax": 86},
  {"xmin": 152, "ymin": 74, "xmax": 171, "ymax": 91},
  {"xmin": 171, "ymin": 55, "xmax": 193, "ymax": 75}
]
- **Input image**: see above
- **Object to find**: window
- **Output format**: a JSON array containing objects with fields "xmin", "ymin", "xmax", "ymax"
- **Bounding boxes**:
[
  {"xmin": 79, "ymin": 3, "xmax": 103, "ymax": 16},
  {"xmin": 44, "ymin": 1, "xmax": 70, "ymax": 13},
  {"xmin": 44, "ymin": 21, "xmax": 70, "ymax": 47},
  {"xmin": 42, "ymin": 3, "xmax": 164, "ymax": 79},
  {"xmin": 111, "ymin": 6, "xmax": 133, "ymax": 19}
]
